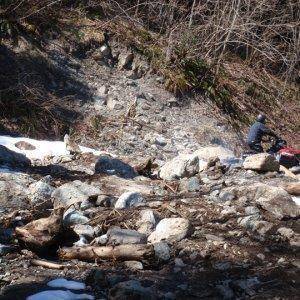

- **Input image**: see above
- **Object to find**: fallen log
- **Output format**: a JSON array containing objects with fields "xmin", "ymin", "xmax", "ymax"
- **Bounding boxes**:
[
  {"xmin": 58, "ymin": 244, "xmax": 154, "ymax": 262},
  {"xmin": 31, "ymin": 259, "xmax": 66, "ymax": 270},
  {"xmin": 15, "ymin": 208, "xmax": 64, "ymax": 251},
  {"xmin": 282, "ymin": 181, "xmax": 300, "ymax": 196}
]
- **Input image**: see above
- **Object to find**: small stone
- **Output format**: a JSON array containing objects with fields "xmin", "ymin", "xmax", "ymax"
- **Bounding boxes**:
[
  {"xmin": 124, "ymin": 260, "xmax": 143, "ymax": 270},
  {"xmin": 63, "ymin": 209, "xmax": 90, "ymax": 227},
  {"xmin": 154, "ymin": 136, "xmax": 167, "ymax": 147},
  {"xmin": 92, "ymin": 234, "xmax": 108, "ymax": 245},
  {"xmin": 219, "ymin": 190, "xmax": 235, "ymax": 202},
  {"xmin": 153, "ymin": 242, "xmax": 170, "ymax": 261},
  {"xmin": 148, "ymin": 218, "xmax": 191, "ymax": 244},
  {"xmin": 73, "ymin": 224, "xmax": 95, "ymax": 239},
  {"xmin": 174, "ymin": 258, "xmax": 186, "ymax": 267},
  {"xmin": 244, "ymin": 206, "xmax": 260, "ymax": 215},
  {"xmin": 277, "ymin": 257, "xmax": 286, "ymax": 265},
  {"xmin": 257, "ymin": 253, "xmax": 265, "ymax": 260},
  {"xmin": 277, "ymin": 227, "xmax": 294, "ymax": 239},
  {"xmin": 115, "ymin": 192, "xmax": 145, "ymax": 209}
]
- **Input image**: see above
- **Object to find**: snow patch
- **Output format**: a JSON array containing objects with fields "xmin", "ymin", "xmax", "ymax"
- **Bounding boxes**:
[
  {"xmin": 292, "ymin": 196, "xmax": 300, "ymax": 206},
  {"xmin": 47, "ymin": 278, "xmax": 86, "ymax": 290},
  {"xmin": 26, "ymin": 290, "xmax": 94, "ymax": 300},
  {"xmin": 0, "ymin": 135, "xmax": 102, "ymax": 160}
]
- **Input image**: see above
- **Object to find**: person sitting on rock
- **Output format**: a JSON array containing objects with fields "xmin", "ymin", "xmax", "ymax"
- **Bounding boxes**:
[{"xmin": 247, "ymin": 114, "xmax": 278, "ymax": 153}]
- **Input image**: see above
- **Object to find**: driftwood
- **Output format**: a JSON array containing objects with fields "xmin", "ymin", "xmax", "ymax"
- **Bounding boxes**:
[
  {"xmin": 282, "ymin": 181, "xmax": 300, "ymax": 196},
  {"xmin": 280, "ymin": 165, "xmax": 298, "ymax": 179},
  {"xmin": 31, "ymin": 259, "xmax": 66, "ymax": 270},
  {"xmin": 58, "ymin": 244, "xmax": 154, "ymax": 262},
  {"xmin": 15, "ymin": 208, "xmax": 64, "ymax": 250}
]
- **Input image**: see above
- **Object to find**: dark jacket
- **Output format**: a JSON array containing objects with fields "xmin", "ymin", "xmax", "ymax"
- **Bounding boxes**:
[{"xmin": 247, "ymin": 121, "xmax": 277, "ymax": 145}]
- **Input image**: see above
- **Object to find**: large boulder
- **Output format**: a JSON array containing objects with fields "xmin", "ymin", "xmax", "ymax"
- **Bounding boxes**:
[
  {"xmin": 0, "ymin": 145, "xmax": 31, "ymax": 166},
  {"xmin": 243, "ymin": 153, "xmax": 279, "ymax": 172},
  {"xmin": 28, "ymin": 176, "xmax": 54, "ymax": 207},
  {"xmin": 254, "ymin": 184, "xmax": 300, "ymax": 219},
  {"xmin": 220, "ymin": 183, "xmax": 300, "ymax": 219},
  {"xmin": 95, "ymin": 155, "xmax": 137, "ymax": 179},
  {"xmin": 193, "ymin": 146, "xmax": 234, "ymax": 161},
  {"xmin": 52, "ymin": 180, "xmax": 101, "ymax": 207},
  {"xmin": 107, "ymin": 227, "xmax": 147, "ymax": 245},
  {"xmin": 148, "ymin": 218, "xmax": 191, "ymax": 243},
  {"xmin": 159, "ymin": 154, "xmax": 199, "ymax": 181}
]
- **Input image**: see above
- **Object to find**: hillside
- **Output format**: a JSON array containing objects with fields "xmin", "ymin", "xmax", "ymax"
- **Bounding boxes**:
[
  {"xmin": 0, "ymin": 2, "xmax": 299, "ymax": 300},
  {"xmin": 0, "ymin": 0, "xmax": 299, "ymax": 146}
]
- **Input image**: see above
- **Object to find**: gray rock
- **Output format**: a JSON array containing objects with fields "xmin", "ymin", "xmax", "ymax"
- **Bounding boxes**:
[
  {"xmin": 219, "ymin": 190, "xmax": 235, "ymax": 202},
  {"xmin": 124, "ymin": 260, "xmax": 143, "ymax": 270},
  {"xmin": 193, "ymin": 146, "xmax": 234, "ymax": 162},
  {"xmin": 29, "ymin": 179, "xmax": 54, "ymax": 207},
  {"xmin": 137, "ymin": 209, "xmax": 158, "ymax": 235},
  {"xmin": 179, "ymin": 176, "xmax": 201, "ymax": 192},
  {"xmin": 95, "ymin": 155, "xmax": 137, "ymax": 179},
  {"xmin": 254, "ymin": 184, "xmax": 300, "ymax": 219},
  {"xmin": 159, "ymin": 154, "xmax": 199, "ymax": 181},
  {"xmin": 109, "ymin": 280, "xmax": 156, "ymax": 299},
  {"xmin": 0, "ymin": 244, "xmax": 17, "ymax": 256},
  {"xmin": 73, "ymin": 236, "xmax": 89, "ymax": 247},
  {"xmin": 107, "ymin": 97, "xmax": 124, "ymax": 111},
  {"xmin": 243, "ymin": 153, "xmax": 279, "ymax": 172},
  {"xmin": 63, "ymin": 209, "xmax": 90, "ymax": 227},
  {"xmin": 73, "ymin": 224, "xmax": 95, "ymax": 239},
  {"xmin": 118, "ymin": 52, "xmax": 134, "ymax": 69},
  {"xmin": 153, "ymin": 242, "xmax": 170, "ymax": 261},
  {"xmin": 244, "ymin": 206, "xmax": 260, "ymax": 215},
  {"xmin": 92, "ymin": 234, "xmax": 108, "ymax": 245},
  {"xmin": 115, "ymin": 192, "xmax": 145, "ymax": 209},
  {"xmin": 154, "ymin": 136, "xmax": 167, "ymax": 147},
  {"xmin": 174, "ymin": 258, "xmax": 186, "ymax": 267},
  {"xmin": 52, "ymin": 180, "xmax": 101, "ymax": 207},
  {"xmin": 0, "ymin": 145, "xmax": 31, "ymax": 166},
  {"xmin": 277, "ymin": 227, "xmax": 294, "ymax": 239},
  {"xmin": 107, "ymin": 227, "xmax": 147, "ymax": 245},
  {"xmin": 148, "ymin": 218, "xmax": 191, "ymax": 244}
]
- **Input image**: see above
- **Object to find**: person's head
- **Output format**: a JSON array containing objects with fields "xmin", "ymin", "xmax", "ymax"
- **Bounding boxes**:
[{"xmin": 256, "ymin": 114, "xmax": 266, "ymax": 124}]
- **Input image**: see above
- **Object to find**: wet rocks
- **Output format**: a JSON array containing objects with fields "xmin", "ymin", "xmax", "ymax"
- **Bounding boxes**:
[
  {"xmin": 107, "ymin": 227, "xmax": 147, "ymax": 245},
  {"xmin": 148, "ymin": 218, "xmax": 191, "ymax": 243},
  {"xmin": 95, "ymin": 155, "xmax": 137, "ymax": 179},
  {"xmin": 159, "ymin": 154, "xmax": 199, "ymax": 181},
  {"xmin": 243, "ymin": 153, "xmax": 279, "ymax": 172},
  {"xmin": 52, "ymin": 180, "xmax": 101, "ymax": 207},
  {"xmin": 115, "ymin": 192, "xmax": 145, "ymax": 209}
]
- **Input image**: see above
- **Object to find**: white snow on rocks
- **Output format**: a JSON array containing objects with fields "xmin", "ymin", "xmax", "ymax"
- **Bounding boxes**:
[
  {"xmin": 0, "ymin": 135, "xmax": 102, "ymax": 160},
  {"xmin": 27, "ymin": 290, "xmax": 94, "ymax": 300},
  {"xmin": 27, "ymin": 278, "xmax": 94, "ymax": 300},
  {"xmin": 47, "ymin": 278, "xmax": 86, "ymax": 290}
]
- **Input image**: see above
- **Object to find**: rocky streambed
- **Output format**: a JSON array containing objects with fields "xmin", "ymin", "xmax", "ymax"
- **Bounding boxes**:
[{"xmin": 0, "ymin": 143, "xmax": 299, "ymax": 299}]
